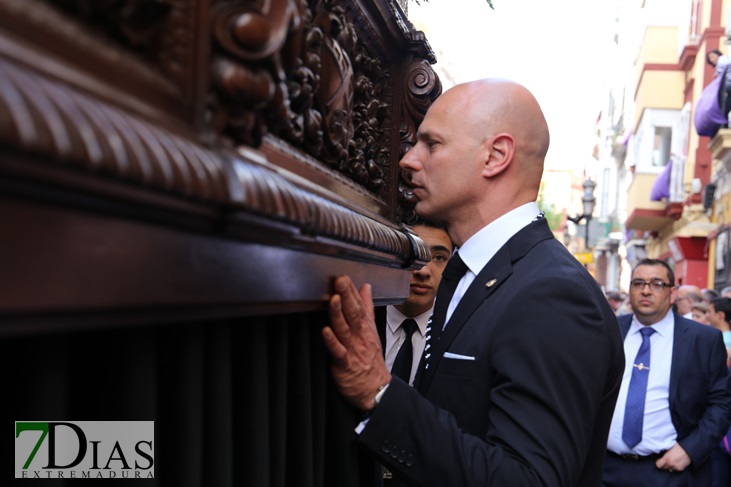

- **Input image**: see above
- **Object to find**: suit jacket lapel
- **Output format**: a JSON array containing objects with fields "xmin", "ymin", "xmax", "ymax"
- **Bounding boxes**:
[
  {"xmin": 669, "ymin": 313, "xmax": 689, "ymax": 406},
  {"xmin": 420, "ymin": 247, "xmax": 512, "ymax": 392},
  {"xmin": 419, "ymin": 218, "xmax": 554, "ymax": 393},
  {"xmin": 618, "ymin": 314, "xmax": 632, "ymax": 339}
]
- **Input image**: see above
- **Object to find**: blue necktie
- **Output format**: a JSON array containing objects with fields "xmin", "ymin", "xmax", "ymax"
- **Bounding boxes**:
[{"xmin": 622, "ymin": 326, "xmax": 656, "ymax": 448}]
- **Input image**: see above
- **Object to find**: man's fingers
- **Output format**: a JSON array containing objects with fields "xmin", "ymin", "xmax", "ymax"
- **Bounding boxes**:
[
  {"xmin": 322, "ymin": 326, "xmax": 347, "ymax": 362},
  {"xmin": 656, "ymin": 445, "xmax": 689, "ymax": 472},
  {"xmin": 333, "ymin": 275, "xmax": 369, "ymax": 330},
  {"xmin": 328, "ymin": 291, "xmax": 353, "ymax": 343},
  {"xmin": 325, "ymin": 274, "xmax": 378, "ymax": 358},
  {"xmin": 359, "ymin": 283, "xmax": 375, "ymax": 323}
]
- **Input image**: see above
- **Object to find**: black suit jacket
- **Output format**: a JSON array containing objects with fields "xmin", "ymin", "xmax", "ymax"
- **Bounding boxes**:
[
  {"xmin": 359, "ymin": 218, "xmax": 625, "ymax": 486},
  {"xmin": 617, "ymin": 313, "xmax": 731, "ymax": 471},
  {"xmin": 373, "ymin": 306, "xmax": 414, "ymax": 487},
  {"xmin": 375, "ymin": 306, "xmax": 388, "ymax": 355}
]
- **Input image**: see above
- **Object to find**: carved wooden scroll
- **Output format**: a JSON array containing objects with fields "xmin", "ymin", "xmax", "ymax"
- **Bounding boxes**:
[{"xmin": 0, "ymin": 0, "xmax": 440, "ymax": 325}]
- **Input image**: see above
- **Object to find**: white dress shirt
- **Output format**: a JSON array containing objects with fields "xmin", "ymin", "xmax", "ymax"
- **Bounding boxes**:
[
  {"xmin": 607, "ymin": 310, "xmax": 677, "ymax": 455},
  {"xmin": 384, "ymin": 305, "xmax": 430, "ymax": 386},
  {"xmin": 445, "ymin": 202, "xmax": 541, "ymax": 327}
]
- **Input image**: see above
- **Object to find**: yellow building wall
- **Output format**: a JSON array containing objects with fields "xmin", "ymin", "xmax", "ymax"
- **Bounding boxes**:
[
  {"xmin": 634, "ymin": 26, "xmax": 680, "ymax": 98},
  {"xmin": 632, "ymin": 26, "xmax": 685, "ymax": 130},
  {"xmin": 633, "ymin": 71, "xmax": 687, "ymax": 129},
  {"xmin": 636, "ymin": 26, "xmax": 682, "ymax": 67},
  {"xmin": 708, "ymin": 238, "xmax": 716, "ymax": 289},
  {"xmin": 646, "ymin": 233, "xmax": 670, "ymax": 259},
  {"xmin": 627, "ymin": 173, "xmax": 667, "ymax": 213}
]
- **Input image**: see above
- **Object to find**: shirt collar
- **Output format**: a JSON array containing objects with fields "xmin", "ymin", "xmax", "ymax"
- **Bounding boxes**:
[
  {"xmin": 630, "ymin": 309, "xmax": 674, "ymax": 337},
  {"xmin": 387, "ymin": 305, "xmax": 432, "ymax": 336},
  {"xmin": 457, "ymin": 202, "xmax": 541, "ymax": 276}
]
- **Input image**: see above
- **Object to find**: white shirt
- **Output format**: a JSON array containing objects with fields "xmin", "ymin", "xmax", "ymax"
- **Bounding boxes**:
[
  {"xmin": 607, "ymin": 310, "xmax": 677, "ymax": 455},
  {"xmin": 385, "ymin": 305, "xmax": 430, "ymax": 386},
  {"xmin": 445, "ymin": 202, "xmax": 541, "ymax": 327},
  {"xmin": 357, "ymin": 203, "xmax": 539, "ymax": 436}
]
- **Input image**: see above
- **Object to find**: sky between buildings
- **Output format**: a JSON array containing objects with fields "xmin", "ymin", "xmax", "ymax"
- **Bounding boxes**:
[{"xmin": 407, "ymin": 0, "xmax": 621, "ymax": 175}]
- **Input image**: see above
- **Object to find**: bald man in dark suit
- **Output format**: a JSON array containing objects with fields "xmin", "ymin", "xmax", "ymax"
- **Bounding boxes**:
[{"xmin": 323, "ymin": 79, "xmax": 625, "ymax": 486}]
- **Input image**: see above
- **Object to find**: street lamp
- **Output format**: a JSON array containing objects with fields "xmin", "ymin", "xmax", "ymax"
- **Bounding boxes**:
[{"xmin": 567, "ymin": 178, "xmax": 597, "ymax": 249}]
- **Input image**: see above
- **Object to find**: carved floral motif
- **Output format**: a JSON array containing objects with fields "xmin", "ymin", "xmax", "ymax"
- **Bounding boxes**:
[{"xmin": 209, "ymin": 0, "xmax": 391, "ymax": 193}]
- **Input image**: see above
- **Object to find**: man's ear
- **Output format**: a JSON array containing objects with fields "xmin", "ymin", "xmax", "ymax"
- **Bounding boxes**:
[{"xmin": 482, "ymin": 133, "xmax": 515, "ymax": 178}]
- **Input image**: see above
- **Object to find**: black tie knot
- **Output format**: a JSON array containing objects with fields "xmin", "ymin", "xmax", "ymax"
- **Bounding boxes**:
[
  {"xmin": 401, "ymin": 318, "xmax": 418, "ymax": 338},
  {"xmin": 442, "ymin": 252, "xmax": 468, "ymax": 282}
]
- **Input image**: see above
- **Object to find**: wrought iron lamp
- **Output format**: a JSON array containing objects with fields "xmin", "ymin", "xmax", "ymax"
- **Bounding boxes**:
[{"xmin": 567, "ymin": 178, "xmax": 597, "ymax": 249}]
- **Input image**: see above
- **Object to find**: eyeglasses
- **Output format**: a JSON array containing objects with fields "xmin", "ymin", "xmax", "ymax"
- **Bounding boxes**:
[{"xmin": 630, "ymin": 279, "xmax": 673, "ymax": 291}]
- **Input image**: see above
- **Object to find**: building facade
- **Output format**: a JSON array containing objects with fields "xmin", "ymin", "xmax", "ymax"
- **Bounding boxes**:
[{"xmin": 602, "ymin": 0, "xmax": 727, "ymax": 289}]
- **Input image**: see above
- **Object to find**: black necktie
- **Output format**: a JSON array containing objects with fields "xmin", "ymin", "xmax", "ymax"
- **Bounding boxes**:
[
  {"xmin": 420, "ymin": 252, "xmax": 469, "ymax": 376},
  {"xmin": 391, "ymin": 319, "xmax": 418, "ymax": 384},
  {"xmin": 430, "ymin": 252, "xmax": 468, "ymax": 335}
]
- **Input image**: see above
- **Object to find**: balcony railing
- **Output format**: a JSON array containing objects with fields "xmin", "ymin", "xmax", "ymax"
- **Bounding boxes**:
[{"xmin": 626, "ymin": 157, "xmax": 685, "ymax": 232}]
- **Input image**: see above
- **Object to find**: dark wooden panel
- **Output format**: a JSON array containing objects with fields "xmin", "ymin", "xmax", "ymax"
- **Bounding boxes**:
[{"xmin": 0, "ymin": 196, "xmax": 412, "ymax": 333}]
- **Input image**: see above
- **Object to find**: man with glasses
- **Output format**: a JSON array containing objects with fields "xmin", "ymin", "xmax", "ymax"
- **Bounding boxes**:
[{"xmin": 603, "ymin": 258, "xmax": 731, "ymax": 487}]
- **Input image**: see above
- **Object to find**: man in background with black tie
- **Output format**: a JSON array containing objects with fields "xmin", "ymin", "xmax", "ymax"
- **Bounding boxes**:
[
  {"xmin": 322, "ymin": 78, "xmax": 626, "ymax": 486},
  {"xmin": 376, "ymin": 219, "xmax": 453, "ymax": 387},
  {"xmin": 374, "ymin": 219, "xmax": 452, "ymax": 485},
  {"xmin": 604, "ymin": 258, "xmax": 731, "ymax": 487}
]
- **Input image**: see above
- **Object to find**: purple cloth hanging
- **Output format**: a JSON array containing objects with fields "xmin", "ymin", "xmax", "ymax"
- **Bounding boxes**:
[
  {"xmin": 620, "ymin": 128, "xmax": 632, "ymax": 145},
  {"xmin": 694, "ymin": 74, "xmax": 728, "ymax": 136},
  {"xmin": 650, "ymin": 162, "xmax": 672, "ymax": 201}
]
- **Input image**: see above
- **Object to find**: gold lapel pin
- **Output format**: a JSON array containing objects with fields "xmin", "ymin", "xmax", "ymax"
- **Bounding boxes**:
[{"xmin": 486, "ymin": 278, "xmax": 497, "ymax": 288}]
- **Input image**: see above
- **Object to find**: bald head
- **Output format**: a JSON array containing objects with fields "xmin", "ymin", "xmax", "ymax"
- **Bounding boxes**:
[
  {"xmin": 454, "ymin": 80, "xmax": 548, "ymax": 151},
  {"xmin": 438, "ymin": 79, "xmax": 549, "ymax": 190},
  {"xmin": 400, "ymin": 78, "xmax": 552, "ymax": 244},
  {"xmin": 676, "ymin": 284, "xmax": 702, "ymax": 315}
]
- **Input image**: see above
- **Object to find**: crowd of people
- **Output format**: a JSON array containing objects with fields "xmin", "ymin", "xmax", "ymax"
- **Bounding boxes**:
[{"xmin": 321, "ymin": 78, "xmax": 731, "ymax": 486}]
